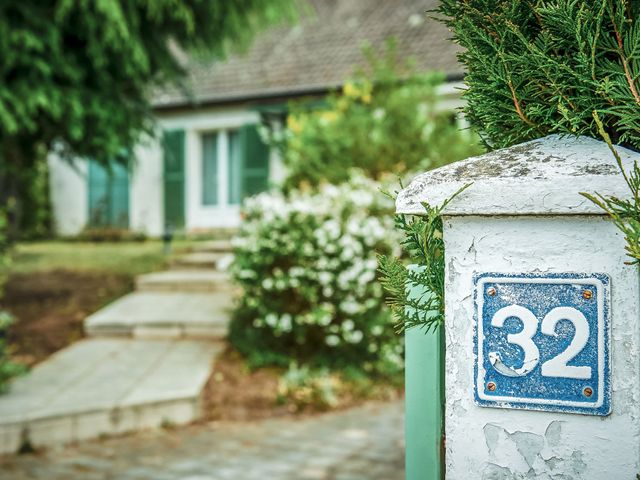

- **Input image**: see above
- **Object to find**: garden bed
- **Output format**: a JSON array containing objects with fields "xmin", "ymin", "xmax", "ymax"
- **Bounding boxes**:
[
  {"xmin": 5, "ymin": 270, "xmax": 132, "ymax": 366},
  {"xmin": 202, "ymin": 346, "xmax": 403, "ymax": 422}
]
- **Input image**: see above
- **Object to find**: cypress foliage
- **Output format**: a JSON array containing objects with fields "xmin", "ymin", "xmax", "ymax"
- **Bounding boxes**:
[{"xmin": 437, "ymin": 1, "xmax": 640, "ymax": 152}]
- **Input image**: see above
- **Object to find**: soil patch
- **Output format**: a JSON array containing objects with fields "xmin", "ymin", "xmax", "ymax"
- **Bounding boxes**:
[
  {"xmin": 202, "ymin": 346, "xmax": 403, "ymax": 422},
  {"xmin": 4, "ymin": 269, "xmax": 132, "ymax": 366},
  {"xmin": 202, "ymin": 347, "xmax": 289, "ymax": 421}
]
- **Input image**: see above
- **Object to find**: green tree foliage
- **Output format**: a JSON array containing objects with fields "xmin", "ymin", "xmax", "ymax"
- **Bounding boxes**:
[
  {"xmin": 269, "ymin": 40, "xmax": 481, "ymax": 188},
  {"xmin": 582, "ymin": 113, "xmax": 640, "ymax": 265},
  {"xmin": 437, "ymin": 1, "xmax": 640, "ymax": 152},
  {"xmin": 378, "ymin": 185, "xmax": 469, "ymax": 331},
  {"xmin": 0, "ymin": 0, "xmax": 297, "ymax": 237},
  {"xmin": 0, "ymin": 211, "xmax": 25, "ymax": 391}
]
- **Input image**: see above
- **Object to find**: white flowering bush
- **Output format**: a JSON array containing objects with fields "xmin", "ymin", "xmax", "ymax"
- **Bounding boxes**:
[{"xmin": 229, "ymin": 174, "xmax": 403, "ymax": 376}]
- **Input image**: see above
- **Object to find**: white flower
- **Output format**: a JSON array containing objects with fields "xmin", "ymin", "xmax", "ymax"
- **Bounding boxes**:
[
  {"xmin": 318, "ymin": 271, "xmax": 333, "ymax": 286},
  {"xmin": 279, "ymin": 314, "xmax": 292, "ymax": 332},
  {"xmin": 265, "ymin": 314, "xmax": 277, "ymax": 327},
  {"xmin": 349, "ymin": 330, "xmax": 364, "ymax": 343},
  {"xmin": 342, "ymin": 319, "xmax": 355, "ymax": 331},
  {"xmin": 340, "ymin": 300, "xmax": 361, "ymax": 315},
  {"xmin": 325, "ymin": 335, "xmax": 340, "ymax": 347}
]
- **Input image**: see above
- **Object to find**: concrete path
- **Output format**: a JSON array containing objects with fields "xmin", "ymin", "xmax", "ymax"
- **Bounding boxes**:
[
  {"xmin": 0, "ymin": 338, "xmax": 221, "ymax": 454},
  {"xmin": 0, "ymin": 240, "xmax": 236, "ymax": 453},
  {"xmin": 86, "ymin": 241, "xmax": 235, "ymax": 340},
  {"xmin": 0, "ymin": 401, "xmax": 404, "ymax": 480}
]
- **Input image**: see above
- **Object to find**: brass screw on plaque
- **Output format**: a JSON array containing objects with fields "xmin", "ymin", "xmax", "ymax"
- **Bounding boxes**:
[
  {"xmin": 583, "ymin": 289, "xmax": 593, "ymax": 300},
  {"xmin": 487, "ymin": 287, "xmax": 496, "ymax": 296},
  {"xmin": 487, "ymin": 382, "xmax": 496, "ymax": 392},
  {"xmin": 583, "ymin": 387, "xmax": 593, "ymax": 397}
]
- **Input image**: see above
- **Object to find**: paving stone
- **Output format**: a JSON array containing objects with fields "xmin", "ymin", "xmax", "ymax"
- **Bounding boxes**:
[
  {"xmin": 85, "ymin": 291, "xmax": 231, "ymax": 339},
  {"xmin": 0, "ymin": 338, "xmax": 220, "ymax": 454},
  {"xmin": 0, "ymin": 401, "xmax": 404, "ymax": 480}
]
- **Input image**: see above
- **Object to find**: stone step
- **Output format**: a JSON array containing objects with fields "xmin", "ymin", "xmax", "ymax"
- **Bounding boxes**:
[
  {"xmin": 191, "ymin": 239, "xmax": 233, "ymax": 253},
  {"xmin": 136, "ymin": 269, "xmax": 232, "ymax": 293},
  {"xmin": 0, "ymin": 338, "xmax": 221, "ymax": 454},
  {"xmin": 172, "ymin": 252, "xmax": 234, "ymax": 270},
  {"xmin": 84, "ymin": 291, "xmax": 232, "ymax": 339}
]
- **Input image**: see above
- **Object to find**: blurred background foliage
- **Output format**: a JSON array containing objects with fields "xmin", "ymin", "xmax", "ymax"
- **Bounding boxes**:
[
  {"xmin": 267, "ymin": 40, "xmax": 482, "ymax": 189},
  {"xmin": 230, "ymin": 175, "xmax": 402, "ymax": 378}
]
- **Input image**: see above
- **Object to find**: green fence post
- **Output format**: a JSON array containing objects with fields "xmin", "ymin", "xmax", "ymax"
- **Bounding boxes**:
[{"xmin": 405, "ymin": 323, "xmax": 444, "ymax": 479}]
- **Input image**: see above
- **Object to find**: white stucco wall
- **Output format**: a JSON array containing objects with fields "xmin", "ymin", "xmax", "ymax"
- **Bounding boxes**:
[
  {"xmin": 48, "ymin": 154, "xmax": 88, "ymax": 236},
  {"xmin": 443, "ymin": 215, "xmax": 640, "ymax": 479},
  {"xmin": 130, "ymin": 134, "xmax": 164, "ymax": 236}
]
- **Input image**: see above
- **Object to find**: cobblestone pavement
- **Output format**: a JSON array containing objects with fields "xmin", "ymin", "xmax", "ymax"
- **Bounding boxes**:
[{"xmin": 0, "ymin": 401, "xmax": 404, "ymax": 480}]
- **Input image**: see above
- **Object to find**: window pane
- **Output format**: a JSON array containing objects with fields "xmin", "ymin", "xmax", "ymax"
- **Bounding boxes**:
[
  {"xmin": 202, "ymin": 133, "xmax": 218, "ymax": 205},
  {"xmin": 228, "ymin": 130, "xmax": 242, "ymax": 205}
]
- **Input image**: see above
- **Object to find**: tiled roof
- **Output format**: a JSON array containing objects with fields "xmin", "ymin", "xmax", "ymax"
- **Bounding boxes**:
[{"xmin": 153, "ymin": 0, "xmax": 462, "ymax": 108}]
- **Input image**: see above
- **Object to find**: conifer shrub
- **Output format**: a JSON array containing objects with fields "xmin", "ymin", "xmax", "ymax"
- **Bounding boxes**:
[{"xmin": 438, "ymin": 1, "xmax": 639, "ymax": 152}]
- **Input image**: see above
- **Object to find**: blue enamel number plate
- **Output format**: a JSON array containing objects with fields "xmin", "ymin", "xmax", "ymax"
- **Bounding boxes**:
[{"xmin": 474, "ymin": 272, "xmax": 611, "ymax": 416}]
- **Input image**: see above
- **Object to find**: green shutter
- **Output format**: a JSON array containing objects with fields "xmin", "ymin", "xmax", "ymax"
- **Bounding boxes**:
[
  {"xmin": 202, "ymin": 133, "xmax": 218, "ymax": 205},
  {"xmin": 88, "ymin": 160, "xmax": 129, "ymax": 228},
  {"xmin": 228, "ymin": 130, "xmax": 242, "ymax": 205},
  {"xmin": 163, "ymin": 129, "xmax": 185, "ymax": 229},
  {"xmin": 238, "ymin": 124, "xmax": 270, "ymax": 202}
]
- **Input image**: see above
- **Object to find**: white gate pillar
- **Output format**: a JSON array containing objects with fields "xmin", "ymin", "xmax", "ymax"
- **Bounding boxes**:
[{"xmin": 397, "ymin": 135, "xmax": 640, "ymax": 479}]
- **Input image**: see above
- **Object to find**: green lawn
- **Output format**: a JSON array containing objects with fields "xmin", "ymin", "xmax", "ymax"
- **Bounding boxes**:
[{"xmin": 9, "ymin": 240, "xmax": 196, "ymax": 276}]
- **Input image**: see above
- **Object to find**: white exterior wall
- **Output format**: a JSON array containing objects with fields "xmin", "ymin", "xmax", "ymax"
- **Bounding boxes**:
[
  {"xmin": 48, "ymin": 154, "xmax": 88, "ymax": 236},
  {"xmin": 130, "ymin": 134, "xmax": 164, "ymax": 236},
  {"xmin": 443, "ymin": 215, "xmax": 640, "ymax": 479}
]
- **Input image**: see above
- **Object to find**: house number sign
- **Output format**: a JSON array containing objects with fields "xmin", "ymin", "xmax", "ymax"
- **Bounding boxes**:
[{"xmin": 474, "ymin": 273, "xmax": 611, "ymax": 416}]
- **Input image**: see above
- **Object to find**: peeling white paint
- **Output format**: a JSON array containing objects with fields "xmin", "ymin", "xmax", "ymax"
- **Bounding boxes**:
[{"xmin": 396, "ymin": 135, "xmax": 637, "ymax": 216}]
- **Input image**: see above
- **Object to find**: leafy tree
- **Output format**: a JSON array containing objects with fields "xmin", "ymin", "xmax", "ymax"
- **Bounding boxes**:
[
  {"xmin": 0, "ymin": 0, "xmax": 297, "ymax": 237},
  {"xmin": 268, "ymin": 40, "xmax": 481, "ymax": 188},
  {"xmin": 437, "ymin": 1, "xmax": 639, "ymax": 152}
]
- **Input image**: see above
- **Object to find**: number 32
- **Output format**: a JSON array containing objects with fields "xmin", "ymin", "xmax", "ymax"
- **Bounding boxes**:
[{"xmin": 489, "ymin": 305, "xmax": 592, "ymax": 380}]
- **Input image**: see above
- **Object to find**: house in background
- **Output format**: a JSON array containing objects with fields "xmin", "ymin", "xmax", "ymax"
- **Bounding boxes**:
[{"xmin": 48, "ymin": 0, "xmax": 463, "ymax": 237}]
